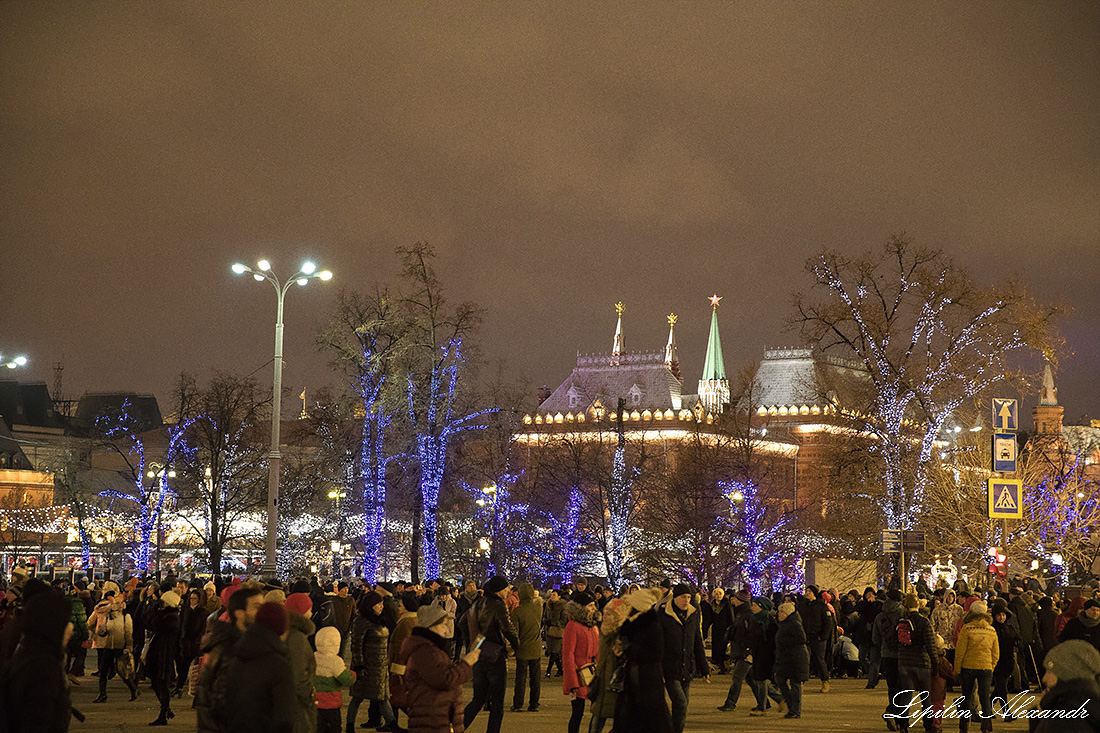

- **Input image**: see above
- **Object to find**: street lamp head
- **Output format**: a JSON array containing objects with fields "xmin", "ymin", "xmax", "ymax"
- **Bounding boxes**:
[
  {"xmin": 257, "ymin": 259, "xmax": 271, "ymax": 272},
  {"xmin": 300, "ymin": 261, "xmax": 317, "ymax": 275},
  {"xmin": 253, "ymin": 273, "xmax": 265, "ymax": 281},
  {"xmin": 231, "ymin": 263, "xmax": 248, "ymax": 275},
  {"xmin": 318, "ymin": 270, "xmax": 333, "ymax": 281},
  {"xmin": 296, "ymin": 278, "xmax": 308, "ymax": 286}
]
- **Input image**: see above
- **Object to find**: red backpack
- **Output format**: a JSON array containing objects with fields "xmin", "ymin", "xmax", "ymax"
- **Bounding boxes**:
[{"xmin": 896, "ymin": 617, "xmax": 914, "ymax": 647}]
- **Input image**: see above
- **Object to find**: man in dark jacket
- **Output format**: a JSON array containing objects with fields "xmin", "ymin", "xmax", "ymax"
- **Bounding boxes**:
[
  {"xmin": 855, "ymin": 588, "xmax": 883, "ymax": 687},
  {"xmin": 872, "ymin": 589, "xmax": 906, "ymax": 727},
  {"xmin": 215, "ymin": 601, "xmax": 296, "ymax": 733},
  {"xmin": 1033, "ymin": 639, "xmax": 1100, "ymax": 733},
  {"xmin": 144, "ymin": 589, "xmax": 182, "ymax": 726},
  {"xmin": 1058, "ymin": 598, "xmax": 1100, "ymax": 652},
  {"xmin": 0, "ymin": 589, "xmax": 73, "ymax": 733},
  {"xmin": 463, "ymin": 575, "xmax": 520, "ymax": 733},
  {"xmin": 892, "ymin": 594, "xmax": 936, "ymax": 733},
  {"xmin": 800, "ymin": 585, "xmax": 834, "ymax": 692},
  {"xmin": 196, "ymin": 586, "xmax": 263, "ymax": 733},
  {"xmin": 658, "ymin": 584, "xmax": 709, "ymax": 733},
  {"xmin": 1008, "ymin": 587, "xmax": 1039, "ymax": 686},
  {"xmin": 717, "ymin": 589, "xmax": 754, "ymax": 711}
]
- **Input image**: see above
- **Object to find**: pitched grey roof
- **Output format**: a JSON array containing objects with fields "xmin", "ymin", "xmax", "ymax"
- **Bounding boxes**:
[
  {"xmin": 751, "ymin": 348, "xmax": 870, "ymax": 410},
  {"xmin": 538, "ymin": 351, "xmax": 684, "ymax": 415}
]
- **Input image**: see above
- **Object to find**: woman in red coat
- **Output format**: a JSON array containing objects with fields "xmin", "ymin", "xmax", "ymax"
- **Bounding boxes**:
[{"xmin": 562, "ymin": 592, "xmax": 600, "ymax": 733}]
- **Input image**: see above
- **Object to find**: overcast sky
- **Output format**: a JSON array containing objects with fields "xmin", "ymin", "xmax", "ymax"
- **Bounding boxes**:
[{"xmin": 2, "ymin": 3, "xmax": 1097, "ymax": 422}]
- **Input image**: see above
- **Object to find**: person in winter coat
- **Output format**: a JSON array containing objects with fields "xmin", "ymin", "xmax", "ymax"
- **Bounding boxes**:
[
  {"xmin": 462, "ymin": 575, "xmax": 520, "ymax": 733},
  {"xmin": 614, "ymin": 589, "xmax": 672, "ymax": 733},
  {"xmin": 1054, "ymin": 596, "xmax": 1087, "ymax": 643},
  {"xmin": 954, "ymin": 600, "xmax": 999, "ymax": 733},
  {"xmin": 855, "ymin": 588, "xmax": 883, "ymax": 687},
  {"xmin": 542, "ymin": 589, "xmax": 566, "ymax": 677},
  {"xmin": 774, "ymin": 601, "xmax": 809, "ymax": 719},
  {"xmin": 1031, "ymin": 639, "xmax": 1100, "ymax": 733},
  {"xmin": 387, "ymin": 592, "xmax": 420, "ymax": 719},
  {"xmin": 65, "ymin": 582, "xmax": 90, "ymax": 680},
  {"xmin": 349, "ymin": 591, "xmax": 398, "ymax": 732},
  {"xmin": 588, "ymin": 594, "xmax": 633, "ymax": 733},
  {"xmin": 746, "ymin": 597, "xmax": 785, "ymax": 716},
  {"xmin": 1009, "ymin": 588, "xmax": 1040, "ymax": 686},
  {"xmin": 400, "ymin": 604, "xmax": 481, "ymax": 733},
  {"xmin": 90, "ymin": 592, "xmax": 139, "ymax": 702},
  {"xmin": 893, "ymin": 594, "xmax": 937, "ymax": 733},
  {"xmin": 873, "ymin": 589, "xmax": 907, "ymax": 727},
  {"xmin": 562, "ymin": 592, "xmax": 600, "ymax": 733},
  {"xmin": 175, "ymin": 588, "xmax": 207, "ymax": 696},
  {"xmin": 800, "ymin": 585, "xmax": 835, "ymax": 692},
  {"xmin": 454, "ymin": 581, "xmax": 479, "ymax": 660},
  {"xmin": 657, "ymin": 584, "xmax": 709, "ymax": 733},
  {"xmin": 314, "ymin": 626, "xmax": 356, "ymax": 733},
  {"xmin": 512, "ymin": 582, "xmax": 544, "ymax": 712},
  {"xmin": 284, "ymin": 592, "xmax": 318, "ymax": 733},
  {"xmin": 931, "ymin": 590, "xmax": 966, "ymax": 673},
  {"xmin": 991, "ymin": 603, "xmax": 1020, "ymax": 720},
  {"xmin": 1058, "ymin": 598, "xmax": 1100, "ymax": 653},
  {"xmin": 705, "ymin": 588, "xmax": 731, "ymax": 673},
  {"xmin": 195, "ymin": 585, "xmax": 263, "ymax": 733},
  {"xmin": 1036, "ymin": 596, "xmax": 1058, "ymax": 663},
  {"xmin": 717, "ymin": 588, "xmax": 755, "ymax": 711},
  {"xmin": 329, "ymin": 582, "xmax": 356, "ymax": 662},
  {"xmin": 215, "ymin": 601, "xmax": 297, "ymax": 733},
  {"xmin": 0, "ymin": 589, "xmax": 73, "ymax": 733},
  {"xmin": 143, "ymin": 589, "xmax": 182, "ymax": 725}
]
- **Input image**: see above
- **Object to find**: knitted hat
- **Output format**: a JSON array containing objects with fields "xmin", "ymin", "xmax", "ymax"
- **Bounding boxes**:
[
  {"xmin": 203, "ymin": 581, "xmax": 216, "ymax": 594},
  {"xmin": 255, "ymin": 601, "xmax": 289, "ymax": 637},
  {"xmin": 671, "ymin": 583, "xmax": 693, "ymax": 598},
  {"xmin": 1083, "ymin": 599, "xmax": 1100, "ymax": 611},
  {"xmin": 285, "ymin": 592, "xmax": 312, "ymax": 616},
  {"xmin": 805, "ymin": 585, "xmax": 820, "ymax": 598},
  {"xmin": 970, "ymin": 600, "xmax": 988, "ymax": 616},
  {"xmin": 573, "ymin": 591, "xmax": 596, "ymax": 608},
  {"xmin": 377, "ymin": 582, "xmax": 397, "ymax": 595},
  {"xmin": 160, "ymin": 591, "xmax": 182, "ymax": 608},
  {"xmin": 289, "ymin": 580, "xmax": 311, "ymax": 595},
  {"xmin": 483, "ymin": 575, "xmax": 511, "ymax": 595},
  {"xmin": 902, "ymin": 594, "xmax": 920, "ymax": 610},
  {"xmin": 1044, "ymin": 639, "xmax": 1100, "ymax": 682},
  {"xmin": 732, "ymin": 589, "xmax": 752, "ymax": 604},
  {"xmin": 778, "ymin": 601, "xmax": 796, "ymax": 617},
  {"xmin": 265, "ymin": 589, "xmax": 287, "ymax": 605},
  {"xmin": 417, "ymin": 603, "xmax": 453, "ymax": 628},
  {"xmin": 626, "ymin": 588, "xmax": 663, "ymax": 613}
]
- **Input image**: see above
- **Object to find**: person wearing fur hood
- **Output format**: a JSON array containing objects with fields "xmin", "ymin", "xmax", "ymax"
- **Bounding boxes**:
[
  {"xmin": 563, "ymin": 592, "xmax": 600, "ymax": 733},
  {"xmin": 314, "ymin": 626, "xmax": 355, "ymax": 733},
  {"xmin": 954, "ymin": 600, "xmax": 999, "ymax": 732},
  {"xmin": 90, "ymin": 592, "xmax": 139, "ymax": 702}
]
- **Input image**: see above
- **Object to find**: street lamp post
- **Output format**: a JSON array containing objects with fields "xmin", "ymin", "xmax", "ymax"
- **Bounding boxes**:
[{"xmin": 232, "ymin": 259, "xmax": 332, "ymax": 578}]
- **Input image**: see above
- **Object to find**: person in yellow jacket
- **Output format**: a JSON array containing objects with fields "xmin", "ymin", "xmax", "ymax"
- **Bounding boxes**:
[{"xmin": 952, "ymin": 600, "xmax": 999, "ymax": 733}]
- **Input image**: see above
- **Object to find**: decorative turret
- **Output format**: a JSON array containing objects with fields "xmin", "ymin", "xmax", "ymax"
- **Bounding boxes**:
[
  {"xmin": 611, "ymin": 301, "xmax": 625, "ymax": 366},
  {"xmin": 1033, "ymin": 361, "xmax": 1064, "ymax": 436},
  {"xmin": 698, "ymin": 294, "xmax": 729, "ymax": 413},
  {"xmin": 665, "ymin": 313, "xmax": 681, "ymax": 382}
]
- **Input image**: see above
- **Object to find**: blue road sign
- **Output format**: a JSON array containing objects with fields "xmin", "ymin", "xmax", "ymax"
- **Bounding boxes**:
[
  {"xmin": 992, "ymin": 398, "xmax": 1018, "ymax": 431},
  {"xmin": 988, "ymin": 479, "xmax": 1024, "ymax": 519},
  {"xmin": 993, "ymin": 432, "xmax": 1018, "ymax": 473},
  {"xmin": 881, "ymin": 529, "xmax": 902, "ymax": 554}
]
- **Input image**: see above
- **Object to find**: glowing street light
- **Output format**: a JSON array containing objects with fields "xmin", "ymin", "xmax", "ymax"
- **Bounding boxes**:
[
  {"xmin": 231, "ymin": 259, "xmax": 333, "ymax": 578},
  {"xmin": 1, "ymin": 354, "xmax": 28, "ymax": 369}
]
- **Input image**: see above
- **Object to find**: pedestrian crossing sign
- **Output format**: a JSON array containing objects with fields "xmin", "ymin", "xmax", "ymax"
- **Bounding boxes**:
[{"xmin": 988, "ymin": 478, "xmax": 1024, "ymax": 519}]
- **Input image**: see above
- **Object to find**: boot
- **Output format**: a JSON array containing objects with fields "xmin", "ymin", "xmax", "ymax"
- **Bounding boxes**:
[
  {"xmin": 92, "ymin": 695, "xmax": 107, "ymax": 703},
  {"xmin": 148, "ymin": 717, "xmax": 167, "ymax": 726},
  {"xmin": 821, "ymin": 680, "xmax": 831, "ymax": 693}
]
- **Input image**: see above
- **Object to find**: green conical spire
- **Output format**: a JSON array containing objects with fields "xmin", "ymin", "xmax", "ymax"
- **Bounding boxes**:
[{"xmin": 701, "ymin": 295, "xmax": 726, "ymax": 381}]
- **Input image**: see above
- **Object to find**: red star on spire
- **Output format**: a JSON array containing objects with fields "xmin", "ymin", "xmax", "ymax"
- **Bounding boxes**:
[{"xmin": 708, "ymin": 293, "xmax": 722, "ymax": 308}]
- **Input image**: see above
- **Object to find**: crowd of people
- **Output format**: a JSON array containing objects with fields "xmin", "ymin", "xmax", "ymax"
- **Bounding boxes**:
[{"xmin": 1, "ymin": 565, "xmax": 1100, "ymax": 733}]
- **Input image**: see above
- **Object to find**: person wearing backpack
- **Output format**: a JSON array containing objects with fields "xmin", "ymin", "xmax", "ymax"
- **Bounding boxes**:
[
  {"xmin": 953, "ymin": 600, "xmax": 999, "ymax": 733},
  {"xmin": 873, "ymin": 589, "xmax": 906, "ymax": 730},
  {"xmin": 892, "ymin": 594, "xmax": 937, "ymax": 733}
]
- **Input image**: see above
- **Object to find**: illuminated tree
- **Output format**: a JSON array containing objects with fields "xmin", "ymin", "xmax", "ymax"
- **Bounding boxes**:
[
  {"xmin": 398, "ymin": 243, "xmax": 487, "ymax": 581},
  {"xmin": 96, "ymin": 401, "xmax": 194, "ymax": 573},
  {"xmin": 318, "ymin": 288, "xmax": 405, "ymax": 580},
  {"xmin": 793, "ymin": 236, "xmax": 1060, "ymax": 531}
]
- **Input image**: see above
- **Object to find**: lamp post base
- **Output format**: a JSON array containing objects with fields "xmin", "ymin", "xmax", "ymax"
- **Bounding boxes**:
[{"xmin": 259, "ymin": 562, "xmax": 278, "ymax": 581}]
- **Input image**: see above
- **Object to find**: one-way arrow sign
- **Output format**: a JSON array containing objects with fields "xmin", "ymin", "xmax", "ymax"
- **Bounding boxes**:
[{"xmin": 992, "ymin": 399, "xmax": 1018, "ymax": 432}]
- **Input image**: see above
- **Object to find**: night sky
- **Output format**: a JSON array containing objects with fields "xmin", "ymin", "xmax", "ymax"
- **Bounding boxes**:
[{"xmin": 2, "ymin": 4, "xmax": 1098, "ymax": 422}]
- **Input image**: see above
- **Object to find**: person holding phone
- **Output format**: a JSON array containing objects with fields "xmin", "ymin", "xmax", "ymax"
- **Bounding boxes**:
[{"xmin": 463, "ymin": 576, "xmax": 520, "ymax": 733}]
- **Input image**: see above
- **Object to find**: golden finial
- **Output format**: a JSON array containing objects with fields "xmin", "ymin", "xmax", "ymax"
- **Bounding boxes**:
[
  {"xmin": 667, "ymin": 313, "xmax": 677, "ymax": 326},
  {"xmin": 615, "ymin": 302, "xmax": 625, "ymax": 316}
]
